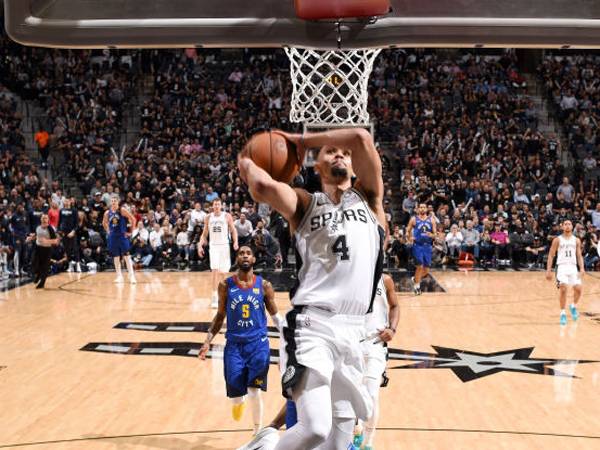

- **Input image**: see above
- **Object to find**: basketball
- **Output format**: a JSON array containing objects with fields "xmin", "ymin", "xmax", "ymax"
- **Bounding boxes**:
[{"xmin": 245, "ymin": 130, "xmax": 301, "ymax": 183}]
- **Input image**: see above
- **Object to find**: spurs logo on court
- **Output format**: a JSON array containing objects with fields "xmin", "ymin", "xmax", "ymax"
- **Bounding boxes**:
[
  {"xmin": 388, "ymin": 346, "xmax": 599, "ymax": 382},
  {"xmin": 80, "ymin": 322, "xmax": 599, "ymax": 383}
]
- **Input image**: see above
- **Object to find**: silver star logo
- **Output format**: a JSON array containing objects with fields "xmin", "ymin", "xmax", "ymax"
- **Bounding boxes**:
[{"xmin": 388, "ymin": 346, "xmax": 599, "ymax": 382}]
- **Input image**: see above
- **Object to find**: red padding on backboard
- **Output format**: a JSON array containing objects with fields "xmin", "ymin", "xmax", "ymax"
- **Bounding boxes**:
[{"xmin": 294, "ymin": 0, "xmax": 391, "ymax": 20}]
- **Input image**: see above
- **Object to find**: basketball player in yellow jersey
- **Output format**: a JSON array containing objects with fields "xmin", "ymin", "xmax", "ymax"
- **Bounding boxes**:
[
  {"xmin": 198, "ymin": 198, "xmax": 239, "ymax": 307},
  {"xmin": 546, "ymin": 219, "xmax": 584, "ymax": 325},
  {"xmin": 239, "ymin": 127, "xmax": 386, "ymax": 450}
]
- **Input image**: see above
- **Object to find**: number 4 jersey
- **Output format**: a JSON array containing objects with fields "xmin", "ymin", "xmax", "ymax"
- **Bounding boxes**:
[{"xmin": 292, "ymin": 189, "xmax": 384, "ymax": 315}]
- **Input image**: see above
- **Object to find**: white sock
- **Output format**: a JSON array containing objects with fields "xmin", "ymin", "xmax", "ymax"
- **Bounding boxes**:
[
  {"xmin": 560, "ymin": 309, "xmax": 566, "ymax": 315},
  {"xmin": 124, "ymin": 255, "xmax": 135, "ymax": 277},
  {"xmin": 114, "ymin": 257, "xmax": 122, "ymax": 277},
  {"xmin": 232, "ymin": 395, "xmax": 245, "ymax": 405},
  {"xmin": 570, "ymin": 303, "xmax": 576, "ymax": 309},
  {"xmin": 248, "ymin": 388, "xmax": 263, "ymax": 434}
]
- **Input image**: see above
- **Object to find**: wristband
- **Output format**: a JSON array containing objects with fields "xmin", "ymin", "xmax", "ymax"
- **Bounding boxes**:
[{"xmin": 271, "ymin": 313, "xmax": 284, "ymax": 331}]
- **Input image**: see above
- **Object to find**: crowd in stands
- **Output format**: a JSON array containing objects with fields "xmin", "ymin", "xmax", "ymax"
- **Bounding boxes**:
[
  {"xmin": 382, "ymin": 51, "xmax": 600, "ymax": 270},
  {"xmin": 2, "ymin": 34, "xmax": 600, "ymax": 278}
]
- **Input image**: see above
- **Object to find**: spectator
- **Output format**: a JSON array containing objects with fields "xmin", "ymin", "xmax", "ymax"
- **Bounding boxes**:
[
  {"xmin": 525, "ymin": 236, "xmax": 546, "ymax": 268},
  {"xmin": 491, "ymin": 223, "xmax": 510, "ymax": 264},
  {"xmin": 461, "ymin": 220, "xmax": 480, "ymax": 259},
  {"xmin": 149, "ymin": 223, "xmax": 164, "ymax": 260},
  {"xmin": 34, "ymin": 128, "xmax": 50, "ymax": 169},
  {"xmin": 132, "ymin": 221, "xmax": 149, "ymax": 243},
  {"xmin": 556, "ymin": 177, "xmax": 575, "ymax": 203},
  {"xmin": 234, "ymin": 213, "xmax": 254, "ymax": 246},
  {"xmin": 445, "ymin": 224, "xmax": 463, "ymax": 259}
]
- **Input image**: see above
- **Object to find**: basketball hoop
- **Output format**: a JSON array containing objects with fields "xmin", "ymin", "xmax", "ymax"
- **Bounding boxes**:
[{"xmin": 285, "ymin": 47, "xmax": 381, "ymax": 128}]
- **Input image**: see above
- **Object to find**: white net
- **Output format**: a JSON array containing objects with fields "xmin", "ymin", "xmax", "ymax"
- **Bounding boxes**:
[{"xmin": 285, "ymin": 47, "xmax": 381, "ymax": 127}]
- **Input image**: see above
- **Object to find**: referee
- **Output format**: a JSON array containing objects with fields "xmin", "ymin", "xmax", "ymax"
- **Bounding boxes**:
[{"xmin": 33, "ymin": 214, "xmax": 59, "ymax": 289}]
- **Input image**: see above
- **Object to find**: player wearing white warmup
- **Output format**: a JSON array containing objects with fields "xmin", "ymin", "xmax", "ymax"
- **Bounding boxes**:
[
  {"xmin": 198, "ymin": 198, "xmax": 239, "ymax": 307},
  {"xmin": 238, "ymin": 127, "xmax": 385, "ymax": 450},
  {"xmin": 546, "ymin": 219, "xmax": 584, "ymax": 325},
  {"xmin": 353, "ymin": 273, "xmax": 399, "ymax": 450}
]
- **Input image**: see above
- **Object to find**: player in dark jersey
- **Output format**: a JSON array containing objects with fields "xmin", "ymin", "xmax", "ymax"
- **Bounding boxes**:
[
  {"xmin": 200, "ymin": 246, "xmax": 282, "ymax": 435},
  {"xmin": 407, "ymin": 203, "xmax": 436, "ymax": 295},
  {"xmin": 102, "ymin": 196, "xmax": 137, "ymax": 283}
]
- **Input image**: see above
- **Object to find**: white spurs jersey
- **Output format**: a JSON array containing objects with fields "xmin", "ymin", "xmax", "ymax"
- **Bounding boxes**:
[
  {"xmin": 291, "ymin": 189, "xmax": 384, "ymax": 316},
  {"xmin": 365, "ymin": 277, "xmax": 388, "ymax": 334},
  {"xmin": 556, "ymin": 234, "xmax": 577, "ymax": 267},
  {"xmin": 208, "ymin": 212, "xmax": 229, "ymax": 246}
]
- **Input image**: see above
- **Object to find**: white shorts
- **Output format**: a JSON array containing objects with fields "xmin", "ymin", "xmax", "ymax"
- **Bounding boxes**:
[
  {"xmin": 361, "ymin": 341, "xmax": 387, "ymax": 381},
  {"xmin": 556, "ymin": 265, "xmax": 581, "ymax": 286},
  {"xmin": 279, "ymin": 306, "xmax": 372, "ymax": 420},
  {"xmin": 209, "ymin": 245, "xmax": 230, "ymax": 272}
]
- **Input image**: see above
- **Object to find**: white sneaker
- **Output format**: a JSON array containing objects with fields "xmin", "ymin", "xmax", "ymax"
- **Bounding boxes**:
[
  {"xmin": 129, "ymin": 275, "xmax": 137, "ymax": 284},
  {"xmin": 235, "ymin": 427, "xmax": 279, "ymax": 450},
  {"xmin": 67, "ymin": 262, "xmax": 74, "ymax": 273},
  {"xmin": 76, "ymin": 263, "xmax": 82, "ymax": 273},
  {"xmin": 114, "ymin": 275, "xmax": 124, "ymax": 283}
]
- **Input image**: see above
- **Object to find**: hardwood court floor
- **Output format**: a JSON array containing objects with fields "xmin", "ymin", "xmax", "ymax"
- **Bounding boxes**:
[{"xmin": 0, "ymin": 271, "xmax": 599, "ymax": 450}]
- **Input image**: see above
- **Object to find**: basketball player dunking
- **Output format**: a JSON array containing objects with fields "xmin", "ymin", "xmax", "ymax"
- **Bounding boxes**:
[
  {"xmin": 198, "ymin": 198, "xmax": 239, "ymax": 308},
  {"xmin": 546, "ymin": 219, "xmax": 584, "ymax": 325},
  {"xmin": 406, "ymin": 203, "xmax": 435, "ymax": 295},
  {"xmin": 199, "ymin": 246, "xmax": 282, "ymax": 435},
  {"xmin": 237, "ymin": 273, "xmax": 398, "ymax": 450},
  {"xmin": 238, "ymin": 127, "xmax": 386, "ymax": 450},
  {"xmin": 102, "ymin": 196, "xmax": 137, "ymax": 284}
]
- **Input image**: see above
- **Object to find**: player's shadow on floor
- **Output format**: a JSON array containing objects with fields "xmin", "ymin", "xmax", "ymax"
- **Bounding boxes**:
[{"xmin": 81, "ymin": 433, "xmax": 240, "ymax": 450}]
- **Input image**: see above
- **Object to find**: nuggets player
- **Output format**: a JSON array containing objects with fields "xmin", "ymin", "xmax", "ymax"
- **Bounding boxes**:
[
  {"xmin": 198, "ymin": 198, "xmax": 239, "ymax": 308},
  {"xmin": 102, "ymin": 196, "xmax": 136, "ymax": 283},
  {"xmin": 546, "ymin": 219, "xmax": 584, "ymax": 325},
  {"xmin": 238, "ymin": 127, "xmax": 385, "ymax": 450},
  {"xmin": 406, "ymin": 203, "xmax": 435, "ymax": 295},
  {"xmin": 353, "ymin": 273, "xmax": 399, "ymax": 450},
  {"xmin": 199, "ymin": 246, "xmax": 282, "ymax": 434}
]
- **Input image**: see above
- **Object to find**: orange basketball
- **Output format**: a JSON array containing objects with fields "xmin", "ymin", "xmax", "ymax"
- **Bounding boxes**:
[{"xmin": 245, "ymin": 130, "xmax": 301, "ymax": 183}]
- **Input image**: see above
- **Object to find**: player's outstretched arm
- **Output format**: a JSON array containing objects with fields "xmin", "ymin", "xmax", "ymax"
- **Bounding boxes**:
[
  {"xmin": 199, "ymin": 280, "xmax": 227, "ymax": 360},
  {"xmin": 263, "ymin": 279, "xmax": 283, "ymax": 332},
  {"xmin": 102, "ymin": 210, "xmax": 109, "ymax": 233},
  {"xmin": 121, "ymin": 207, "xmax": 136, "ymax": 234},
  {"xmin": 378, "ymin": 274, "xmax": 399, "ymax": 343},
  {"xmin": 576, "ymin": 238, "xmax": 585, "ymax": 275},
  {"xmin": 198, "ymin": 215, "xmax": 209, "ymax": 257},
  {"xmin": 406, "ymin": 217, "xmax": 416, "ymax": 244},
  {"xmin": 238, "ymin": 154, "xmax": 310, "ymax": 231},
  {"xmin": 546, "ymin": 237, "xmax": 559, "ymax": 280},
  {"xmin": 227, "ymin": 213, "xmax": 239, "ymax": 251}
]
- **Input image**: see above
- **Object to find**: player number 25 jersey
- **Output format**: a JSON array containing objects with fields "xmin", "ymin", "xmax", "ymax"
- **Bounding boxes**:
[
  {"xmin": 208, "ymin": 212, "xmax": 229, "ymax": 246},
  {"xmin": 292, "ymin": 189, "xmax": 384, "ymax": 316}
]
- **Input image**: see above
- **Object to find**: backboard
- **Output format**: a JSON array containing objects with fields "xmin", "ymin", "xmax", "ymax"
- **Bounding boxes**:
[{"xmin": 5, "ymin": 0, "xmax": 600, "ymax": 49}]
